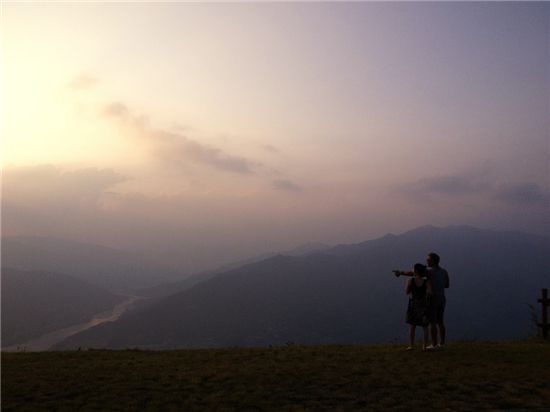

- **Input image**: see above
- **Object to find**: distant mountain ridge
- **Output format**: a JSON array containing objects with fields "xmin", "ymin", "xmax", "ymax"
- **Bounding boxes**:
[
  {"xmin": 55, "ymin": 225, "xmax": 550, "ymax": 350},
  {"xmin": 1, "ymin": 236, "xmax": 184, "ymax": 294},
  {"xmin": 137, "ymin": 242, "xmax": 332, "ymax": 299},
  {"xmin": 324, "ymin": 225, "xmax": 548, "ymax": 257},
  {"xmin": 1, "ymin": 268, "xmax": 125, "ymax": 347}
]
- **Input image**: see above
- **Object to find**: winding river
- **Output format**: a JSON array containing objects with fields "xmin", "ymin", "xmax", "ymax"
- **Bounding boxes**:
[{"xmin": 2, "ymin": 296, "xmax": 144, "ymax": 352}]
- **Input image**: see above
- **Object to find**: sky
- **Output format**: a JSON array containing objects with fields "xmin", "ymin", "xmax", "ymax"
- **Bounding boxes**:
[{"xmin": 1, "ymin": 2, "xmax": 549, "ymax": 273}]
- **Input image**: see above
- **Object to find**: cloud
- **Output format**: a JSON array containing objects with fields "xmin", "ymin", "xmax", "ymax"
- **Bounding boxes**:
[
  {"xmin": 153, "ymin": 131, "xmax": 258, "ymax": 175},
  {"xmin": 2, "ymin": 165, "xmax": 129, "ymax": 208},
  {"xmin": 3, "ymin": 164, "xmax": 127, "ymax": 188},
  {"xmin": 98, "ymin": 97, "xmax": 305, "ymax": 190},
  {"xmin": 495, "ymin": 182, "xmax": 550, "ymax": 207},
  {"xmin": 2, "ymin": 165, "xmax": 132, "ymax": 240},
  {"xmin": 103, "ymin": 102, "xmax": 130, "ymax": 118},
  {"xmin": 69, "ymin": 73, "xmax": 98, "ymax": 90},
  {"xmin": 405, "ymin": 174, "xmax": 492, "ymax": 196},
  {"xmin": 272, "ymin": 179, "xmax": 303, "ymax": 193},
  {"xmin": 261, "ymin": 144, "xmax": 279, "ymax": 153},
  {"xmin": 399, "ymin": 169, "xmax": 549, "ymax": 211},
  {"xmin": 103, "ymin": 101, "xmax": 150, "ymax": 130},
  {"xmin": 102, "ymin": 101, "xmax": 259, "ymax": 175}
]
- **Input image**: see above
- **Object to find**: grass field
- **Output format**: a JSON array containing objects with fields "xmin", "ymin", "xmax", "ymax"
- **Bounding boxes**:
[{"xmin": 2, "ymin": 340, "xmax": 549, "ymax": 411}]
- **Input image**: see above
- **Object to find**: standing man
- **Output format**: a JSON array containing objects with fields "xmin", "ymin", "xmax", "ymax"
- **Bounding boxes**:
[{"xmin": 425, "ymin": 252, "xmax": 450, "ymax": 349}]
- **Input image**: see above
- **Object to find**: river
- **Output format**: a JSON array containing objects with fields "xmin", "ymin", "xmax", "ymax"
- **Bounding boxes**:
[{"xmin": 2, "ymin": 296, "xmax": 145, "ymax": 352}]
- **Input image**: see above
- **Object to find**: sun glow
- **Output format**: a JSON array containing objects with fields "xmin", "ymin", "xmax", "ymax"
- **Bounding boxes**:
[
  {"xmin": 1, "ymin": 49, "xmax": 149, "ymax": 169},
  {"xmin": 1, "ymin": 10, "xmax": 151, "ymax": 169}
]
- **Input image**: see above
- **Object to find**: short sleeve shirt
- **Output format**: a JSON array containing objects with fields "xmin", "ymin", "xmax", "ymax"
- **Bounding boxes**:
[{"xmin": 427, "ymin": 267, "xmax": 449, "ymax": 296}]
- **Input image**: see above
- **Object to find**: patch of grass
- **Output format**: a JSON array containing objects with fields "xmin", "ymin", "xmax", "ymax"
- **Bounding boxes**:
[{"xmin": 2, "ymin": 340, "xmax": 549, "ymax": 411}]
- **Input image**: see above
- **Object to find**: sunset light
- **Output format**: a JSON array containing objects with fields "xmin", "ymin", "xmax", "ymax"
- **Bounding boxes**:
[{"xmin": 2, "ymin": 3, "xmax": 549, "ymax": 409}]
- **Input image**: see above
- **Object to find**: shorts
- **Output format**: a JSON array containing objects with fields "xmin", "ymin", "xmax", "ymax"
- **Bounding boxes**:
[{"xmin": 428, "ymin": 295, "xmax": 446, "ymax": 324}]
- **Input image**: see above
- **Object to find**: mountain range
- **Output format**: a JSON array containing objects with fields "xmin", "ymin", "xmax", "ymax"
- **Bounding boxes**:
[
  {"xmin": 137, "ymin": 242, "xmax": 331, "ymax": 299},
  {"xmin": 1, "ymin": 268, "xmax": 124, "ymax": 347},
  {"xmin": 54, "ymin": 225, "xmax": 550, "ymax": 350},
  {"xmin": 1, "ymin": 236, "xmax": 183, "ymax": 294}
]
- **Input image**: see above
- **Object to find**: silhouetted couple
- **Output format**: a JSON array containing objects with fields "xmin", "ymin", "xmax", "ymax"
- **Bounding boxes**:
[{"xmin": 394, "ymin": 252, "xmax": 450, "ymax": 351}]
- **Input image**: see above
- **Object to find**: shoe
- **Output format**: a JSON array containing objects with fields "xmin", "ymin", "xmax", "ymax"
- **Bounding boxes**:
[
  {"xmin": 425, "ymin": 345, "xmax": 437, "ymax": 351},
  {"xmin": 405, "ymin": 346, "xmax": 414, "ymax": 351}
]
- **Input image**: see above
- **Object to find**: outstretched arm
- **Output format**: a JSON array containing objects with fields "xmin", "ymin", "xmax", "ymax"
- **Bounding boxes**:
[{"xmin": 393, "ymin": 270, "xmax": 414, "ymax": 277}]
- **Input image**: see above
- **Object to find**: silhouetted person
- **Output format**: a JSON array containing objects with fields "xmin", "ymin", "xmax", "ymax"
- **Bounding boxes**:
[
  {"xmin": 405, "ymin": 263, "xmax": 431, "ymax": 351},
  {"xmin": 425, "ymin": 252, "xmax": 450, "ymax": 348}
]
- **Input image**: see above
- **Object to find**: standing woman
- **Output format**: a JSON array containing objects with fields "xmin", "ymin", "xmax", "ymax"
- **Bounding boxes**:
[{"xmin": 405, "ymin": 263, "xmax": 431, "ymax": 351}]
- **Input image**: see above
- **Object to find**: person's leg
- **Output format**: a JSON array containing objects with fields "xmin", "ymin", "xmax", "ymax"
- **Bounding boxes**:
[
  {"xmin": 438, "ymin": 322, "xmax": 446, "ymax": 345},
  {"xmin": 438, "ymin": 297, "xmax": 447, "ymax": 346},
  {"xmin": 430, "ymin": 323, "xmax": 438, "ymax": 347},
  {"xmin": 426, "ymin": 297, "xmax": 437, "ymax": 347},
  {"xmin": 408, "ymin": 325, "xmax": 416, "ymax": 349},
  {"xmin": 422, "ymin": 326, "xmax": 429, "ymax": 350}
]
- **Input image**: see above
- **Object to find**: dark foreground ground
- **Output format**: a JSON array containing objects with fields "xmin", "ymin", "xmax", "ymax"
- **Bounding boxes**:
[{"xmin": 2, "ymin": 340, "xmax": 549, "ymax": 411}]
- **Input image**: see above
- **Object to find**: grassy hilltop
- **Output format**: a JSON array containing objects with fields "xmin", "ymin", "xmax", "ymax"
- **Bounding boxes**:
[{"xmin": 2, "ymin": 340, "xmax": 549, "ymax": 411}]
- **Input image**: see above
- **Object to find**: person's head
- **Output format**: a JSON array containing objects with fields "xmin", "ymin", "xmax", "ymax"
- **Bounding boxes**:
[
  {"xmin": 414, "ymin": 263, "xmax": 427, "ymax": 276},
  {"xmin": 426, "ymin": 252, "xmax": 440, "ymax": 268}
]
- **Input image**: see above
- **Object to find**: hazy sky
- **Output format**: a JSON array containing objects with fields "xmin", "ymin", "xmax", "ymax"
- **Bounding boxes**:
[{"xmin": 2, "ymin": 2, "xmax": 548, "ymax": 273}]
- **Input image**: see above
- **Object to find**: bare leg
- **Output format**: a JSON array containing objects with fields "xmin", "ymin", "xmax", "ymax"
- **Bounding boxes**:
[
  {"xmin": 430, "ymin": 323, "xmax": 438, "ymax": 347},
  {"xmin": 422, "ymin": 326, "xmax": 429, "ymax": 350},
  {"xmin": 438, "ymin": 322, "xmax": 446, "ymax": 345},
  {"xmin": 408, "ymin": 325, "xmax": 416, "ymax": 349}
]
